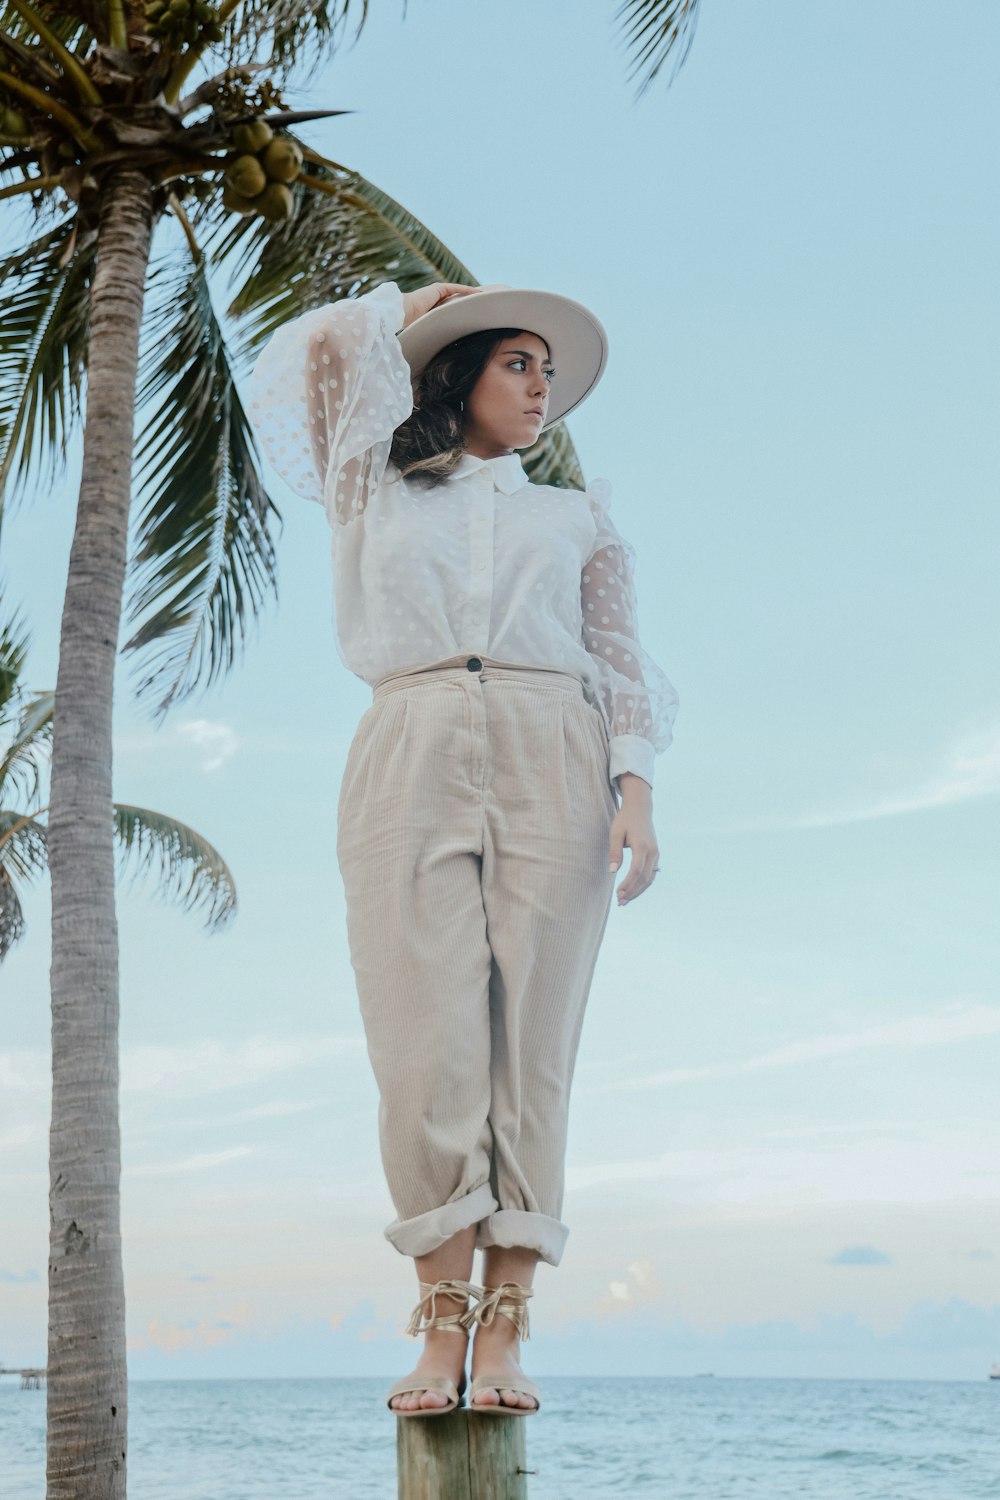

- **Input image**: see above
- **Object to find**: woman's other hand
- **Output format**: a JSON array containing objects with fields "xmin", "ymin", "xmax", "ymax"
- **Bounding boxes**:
[
  {"xmin": 609, "ymin": 775, "xmax": 660, "ymax": 904},
  {"xmin": 400, "ymin": 281, "xmax": 511, "ymax": 330}
]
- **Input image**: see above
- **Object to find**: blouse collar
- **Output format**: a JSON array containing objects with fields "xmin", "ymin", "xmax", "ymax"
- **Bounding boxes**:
[{"xmin": 451, "ymin": 451, "xmax": 528, "ymax": 494}]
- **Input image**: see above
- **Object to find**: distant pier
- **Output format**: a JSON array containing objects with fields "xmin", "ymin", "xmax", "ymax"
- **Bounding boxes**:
[{"xmin": 0, "ymin": 1365, "xmax": 46, "ymax": 1390}]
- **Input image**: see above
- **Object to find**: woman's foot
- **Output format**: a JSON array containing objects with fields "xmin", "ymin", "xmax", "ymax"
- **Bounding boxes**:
[
  {"xmin": 469, "ymin": 1313, "xmax": 538, "ymax": 1412},
  {"xmin": 389, "ymin": 1327, "xmax": 469, "ymax": 1414}
]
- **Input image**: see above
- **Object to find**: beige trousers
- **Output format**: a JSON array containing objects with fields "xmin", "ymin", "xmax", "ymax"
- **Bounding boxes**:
[{"xmin": 336, "ymin": 654, "xmax": 618, "ymax": 1268}]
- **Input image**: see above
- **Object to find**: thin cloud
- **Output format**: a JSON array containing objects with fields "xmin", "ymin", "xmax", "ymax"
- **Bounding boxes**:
[
  {"xmin": 123, "ymin": 1034, "xmax": 365, "ymax": 1095},
  {"xmin": 130, "ymin": 1301, "xmax": 252, "ymax": 1355},
  {"xmin": 603, "ymin": 1258, "xmax": 664, "ymax": 1312},
  {"xmin": 176, "ymin": 719, "xmax": 240, "ymax": 774},
  {"xmin": 127, "ymin": 1146, "xmax": 255, "ymax": 1177},
  {"xmin": 0, "ymin": 1035, "xmax": 365, "ymax": 1100},
  {"xmin": 116, "ymin": 717, "xmax": 240, "ymax": 774},
  {"xmin": 739, "ymin": 722, "xmax": 1000, "ymax": 830},
  {"xmin": 831, "ymin": 1244, "xmax": 891, "ymax": 1266},
  {"xmin": 608, "ymin": 1004, "xmax": 1000, "ymax": 1092},
  {"xmin": 566, "ymin": 1128, "xmax": 1000, "ymax": 1205}
]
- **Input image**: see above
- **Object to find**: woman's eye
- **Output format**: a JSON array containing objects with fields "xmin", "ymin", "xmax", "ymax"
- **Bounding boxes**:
[{"xmin": 507, "ymin": 359, "xmax": 556, "ymax": 382}]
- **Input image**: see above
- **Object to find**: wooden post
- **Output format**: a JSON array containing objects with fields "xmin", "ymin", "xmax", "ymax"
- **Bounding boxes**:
[{"xmin": 397, "ymin": 1410, "xmax": 532, "ymax": 1499}]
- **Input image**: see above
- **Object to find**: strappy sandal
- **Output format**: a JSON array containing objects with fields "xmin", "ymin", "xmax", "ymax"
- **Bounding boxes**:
[
  {"xmin": 462, "ymin": 1282, "xmax": 541, "ymax": 1417},
  {"xmin": 386, "ymin": 1278, "xmax": 482, "ymax": 1418}
]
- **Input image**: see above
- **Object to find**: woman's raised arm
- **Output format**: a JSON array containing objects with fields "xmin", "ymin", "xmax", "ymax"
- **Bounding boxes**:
[{"xmin": 249, "ymin": 281, "xmax": 412, "ymax": 523}]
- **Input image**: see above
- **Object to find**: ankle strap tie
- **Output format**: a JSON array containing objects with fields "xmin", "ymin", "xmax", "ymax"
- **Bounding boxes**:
[
  {"xmin": 404, "ymin": 1278, "xmax": 484, "ymax": 1337},
  {"xmin": 461, "ymin": 1282, "xmax": 533, "ymax": 1342}
]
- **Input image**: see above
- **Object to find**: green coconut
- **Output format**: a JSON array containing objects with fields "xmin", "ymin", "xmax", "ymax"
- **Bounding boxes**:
[
  {"xmin": 222, "ymin": 183, "xmax": 259, "ymax": 217},
  {"xmin": 224, "ymin": 153, "xmax": 267, "ymax": 199},
  {"xmin": 168, "ymin": 0, "xmax": 190, "ymax": 14},
  {"xmin": 256, "ymin": 182, "xmax": 295, "ymax": 222},
  {"xmin": 2, "ymin": 107, "xmax": 29, "ymax": 139},
  {"xmin": 261, "ymin": 138, "xmax": 303, "ymax": 184},
  {"xmin": 232, "ymin": 120, "xmax": 274, "ymax": 154}
]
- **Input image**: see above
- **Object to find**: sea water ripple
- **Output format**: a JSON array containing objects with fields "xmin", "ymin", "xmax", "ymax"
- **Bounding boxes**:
[{"xmin": 2, "ymin": 1376, "xmax": 999, "ymax": 1498}]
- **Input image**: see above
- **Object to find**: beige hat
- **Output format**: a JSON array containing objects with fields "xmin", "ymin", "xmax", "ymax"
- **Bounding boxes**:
[{"xmin": 397, "ymin": 285, "xmax": 609, "ymax": 431}]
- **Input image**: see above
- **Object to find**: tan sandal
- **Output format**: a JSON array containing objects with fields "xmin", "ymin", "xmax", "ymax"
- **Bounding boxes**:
[
  {"xmin": 386, "ymin": 1278, "xmax": 482, "ymax": 1418},
  {"xmin": 463, "ymin": 1282, "xmax": 540, "ymax": 1416}
]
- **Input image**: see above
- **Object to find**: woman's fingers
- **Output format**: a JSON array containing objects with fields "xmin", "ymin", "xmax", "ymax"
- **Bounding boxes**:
[
  {"xmin": 435, "ymin": 282, "xmax": 479, "ymax": 301},
  {"xmin": 608, "ymin": 817, "xmax": 626, "ymax": 875},
  {"xmin": 611, "ymin": 815, "xmax": 660, "ymax": 904},
  {"xmin": 401, "ymin": 280, "xmax": 514, "ymax": 327}
]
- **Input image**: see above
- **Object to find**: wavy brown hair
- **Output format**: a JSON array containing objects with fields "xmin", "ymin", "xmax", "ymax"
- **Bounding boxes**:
[{"xmin": 389, "ymin": 327, "xmax": 548, "ymax": 487}]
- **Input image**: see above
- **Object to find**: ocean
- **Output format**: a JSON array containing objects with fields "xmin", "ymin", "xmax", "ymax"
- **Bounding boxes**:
[{"xmin": 2, "ymin": 1376, "xmax": 998, "ymax": 1498}]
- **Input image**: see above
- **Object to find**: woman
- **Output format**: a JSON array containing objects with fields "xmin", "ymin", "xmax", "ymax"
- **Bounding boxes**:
[{"xmin": 249, "ymin": 279, "xmax": 678, "ymax": 1418}]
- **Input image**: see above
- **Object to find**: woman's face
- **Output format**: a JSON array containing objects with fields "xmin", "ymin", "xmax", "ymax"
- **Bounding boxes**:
[{"xmin": 463, "ymin": 331, "xmax": 554, "ymax": 456}]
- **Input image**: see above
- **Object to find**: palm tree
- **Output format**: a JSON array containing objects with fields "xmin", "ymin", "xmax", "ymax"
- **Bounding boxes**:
[
  {"xmin": 0, "ymin": 603, "xmax": 236, "ymax": 962},
  {"xmin": 0, "ymin": 3, "xmax": 699, "ymax": 1494}
]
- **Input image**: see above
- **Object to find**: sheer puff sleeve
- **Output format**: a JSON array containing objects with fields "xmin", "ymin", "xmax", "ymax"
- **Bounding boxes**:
[
  {"xmin": 247, "ymin": 280, "xmax": 413, "ymax": 524},
  {"xmin": 581, "ymin": 478, "xmax": 679, "ymax": 790}
]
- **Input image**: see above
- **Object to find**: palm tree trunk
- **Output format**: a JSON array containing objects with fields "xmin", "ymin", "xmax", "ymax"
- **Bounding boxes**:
[{"xmin": 46, "ymin": 166, "xmax": 153, "ymax": 1500}]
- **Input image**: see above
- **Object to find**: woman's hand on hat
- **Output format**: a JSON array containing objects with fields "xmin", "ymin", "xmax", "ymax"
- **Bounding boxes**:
[
  {"xmin": 609, "ymin": 779, "xmax": 660, "ymax": 905},
  {"xmin": 401, "ymin": 281, "xmax": 512, "ymax": 330},
  {"xmin": 401, "ymin": 282, "xmax": 477, "ymax": 329}
]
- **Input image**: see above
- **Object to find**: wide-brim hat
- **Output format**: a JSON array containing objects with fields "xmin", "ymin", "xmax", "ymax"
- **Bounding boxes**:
[{"xmin": 396, "ymin": 285, "xmax": 608, "ymax": 431}]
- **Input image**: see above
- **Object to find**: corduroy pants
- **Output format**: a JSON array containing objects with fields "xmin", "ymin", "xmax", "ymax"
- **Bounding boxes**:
[{"xmin": 335, "ymin": 654, "xmax": 618, "ymax": 1268}]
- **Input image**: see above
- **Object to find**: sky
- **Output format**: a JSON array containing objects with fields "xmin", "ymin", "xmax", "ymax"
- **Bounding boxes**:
[{"xmin": 1, "ymin": 0, "xmax": 999, "ymax": 1382}]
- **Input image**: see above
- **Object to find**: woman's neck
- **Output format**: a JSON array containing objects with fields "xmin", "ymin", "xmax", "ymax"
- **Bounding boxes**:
[{"xmin": 463, "ymin": 436, "xmax": 515, "ymax": 460}]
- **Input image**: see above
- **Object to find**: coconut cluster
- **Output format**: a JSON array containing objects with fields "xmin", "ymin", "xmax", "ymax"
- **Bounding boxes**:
[
  {"xmin": 0, "ymin": 105, "xmax": 28, "ymax": 142},
  {"xmin": 144, "ymin": 0, "xmax": 224, "ymax": 46},
  {"xmin": 221, "ymin": 121, "xmax": 303, "ymax": 222}
]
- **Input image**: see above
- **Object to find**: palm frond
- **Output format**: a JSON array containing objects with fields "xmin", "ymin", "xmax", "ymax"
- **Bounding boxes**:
[
  {"xmin": 0, "ymin": 862, "xmax": 26, "ymax": 961},
  {"xmin": 522, "ymin": 423, "xmax": 586, "ymax": 491},
  {"xmin": 229, "ymin": 0, "xmax": 369, "ymax": 75},
  {"xmin": 122, "ymin": 255, "xmax": 280, "ymax": 720},
  {"xmin": 0, "ymin": 220, "xmax": 94, "ymax": 520},
  {"xmin": 113, "ymin": 802, "xmax": 237, "ymax": 931},
  {"xmin": 0, "ymin": 3, "xmax": 98, "ymax": 51},
  {"xmin": 615, "ymin": 0, "xmax": 700, "ymax": 97},
  {"xmin": 0, "ymin": 603, "xmax": 30, "ymax": 715},
  {"xmin": 0, "ymin": 807, "xmax": 47, "ymax": 881},
  {"xmin": 216, "ymin": 151, "xmax": 477, "ymax": 351},
  {"xmin": 0, "ymin": 689, "xmax": 53, "ymax": 805},
  {"xmin": 0, "ymin": 603, "xmax": 51, "ymax": 810}
]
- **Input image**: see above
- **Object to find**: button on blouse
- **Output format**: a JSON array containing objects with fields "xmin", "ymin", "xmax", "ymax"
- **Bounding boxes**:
[{"xmin": 248, "ymin": 281, "xmax": 678, "ymax": 789}]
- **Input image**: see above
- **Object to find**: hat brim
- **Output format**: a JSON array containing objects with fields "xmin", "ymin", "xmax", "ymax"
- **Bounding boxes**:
[{"xmin": 396, "ymin": 288, "xmax": 608, "ymax": 432}]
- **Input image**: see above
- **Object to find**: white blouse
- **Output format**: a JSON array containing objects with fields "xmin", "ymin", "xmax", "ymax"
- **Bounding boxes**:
[{"xmin": 247, "ymin": 281, "xmax": 678, "ymax": 789}]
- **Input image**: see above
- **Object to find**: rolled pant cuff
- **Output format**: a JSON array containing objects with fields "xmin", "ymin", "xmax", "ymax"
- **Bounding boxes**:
[
  {"xmin": 384, "ymin": 1182, "xmax": 498, "ymax": 1259},
  {"xmin": 475, "ymin": 1209, "xmax": 569, "ymax": 1268}
]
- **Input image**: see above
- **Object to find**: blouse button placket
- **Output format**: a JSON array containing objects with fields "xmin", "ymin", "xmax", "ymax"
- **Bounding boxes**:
[{"xmin": 463, "ymin": 472, "xmax": 495, "ymax": 653}]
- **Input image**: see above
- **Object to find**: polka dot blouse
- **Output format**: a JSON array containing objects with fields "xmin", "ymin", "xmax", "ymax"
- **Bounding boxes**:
[{"xmin": 248, "ymin": 280, "xmax": 678, "ymax": 789}]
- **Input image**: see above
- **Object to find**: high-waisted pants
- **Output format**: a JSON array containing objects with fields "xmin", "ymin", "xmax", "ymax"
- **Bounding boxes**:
[{"xmin": 335, "ymin": 654, "xmax": 618, "ymax": 1268}]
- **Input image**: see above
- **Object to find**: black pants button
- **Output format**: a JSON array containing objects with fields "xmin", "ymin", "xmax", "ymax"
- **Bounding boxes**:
[{"xmin": 466, "ymin": 656, "xmax": 483, "ymax": 672}]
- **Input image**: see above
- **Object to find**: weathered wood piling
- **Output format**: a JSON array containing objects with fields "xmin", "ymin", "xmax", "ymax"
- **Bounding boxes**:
[{"xmin": 397, "ymin": 1409, "xmax": 533, "ymax": 1499}]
